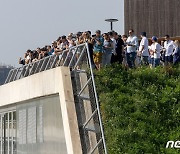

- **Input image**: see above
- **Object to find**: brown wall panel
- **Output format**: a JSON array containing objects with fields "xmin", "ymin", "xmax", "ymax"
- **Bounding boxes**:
[{"xmin": 124, "ymin": 0, "xmax": 180, "ymax": 38}]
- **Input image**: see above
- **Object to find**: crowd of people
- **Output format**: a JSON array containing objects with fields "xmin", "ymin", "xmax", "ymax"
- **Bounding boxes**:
[
  {"xmin": 125, "ymin": 30, "xmax": 180, "ymax": 68},
  {"xmin": 19, "ymin": 29, "xmax": 180, "ymax": 69}
]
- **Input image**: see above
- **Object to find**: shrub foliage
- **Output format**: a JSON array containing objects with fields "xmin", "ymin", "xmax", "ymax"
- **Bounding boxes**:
[{"xmin": 95, "ymin": 65, "xmax": 180, "ymax": 154}]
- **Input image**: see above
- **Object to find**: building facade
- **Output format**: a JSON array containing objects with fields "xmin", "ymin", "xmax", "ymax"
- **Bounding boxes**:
[
  {"xmin": 0, "ymin": 43, "xmax": 107, "ymax": 154},
  {"xmin": 124, "ymin": 0, "xmax": 180, "ymax": 38},
  {"xmin": 0, "ymin": 67, "xmax": 82, "ymax": 154}
]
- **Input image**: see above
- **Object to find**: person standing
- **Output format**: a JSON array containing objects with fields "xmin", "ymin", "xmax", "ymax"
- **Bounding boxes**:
[
  {"xmin": 160, "ymin": 40, "xmax": 165, "ymax": 65},
  {"xmin": 108, "ymin": 31, "xmax": 116, "ymax": 63},
  {"xmin": 150, "ymin": 36, "xmax": 161, "ymax": 67},
  {"xmin": 83, "ymin": 32, "xmax": 96, "ymax": 69},
  {"xmin": 164, "ymin": 35, "xmax": 174, "ymax": 65},
  {"xmin": 172, "ymin": 40, "xmax": 180, "ymax": 65},
  {"xmin": 59, "ymin": 35, "xmax": 69, "ymax": 51},
  {"xmin": 138, "ymin": 32, "xmax": 149, "ymax": 66},
  {"xmin": 112, "ymin": 32, "xmax": 124, "ymax": 64},
  {"xmin": 93, "ymin": 30, "xmax": 104, "ymax": 70},
  {"xmin": 122, "ymin": 35, "xmax": 128, "ymax": 66},
  {"xmin": 126, "ymin": 29, "xmax": 139, "ymax": 68},
  {"xmin": 102, "ymin": 33, "xmax": 113, "ymax": 66}
]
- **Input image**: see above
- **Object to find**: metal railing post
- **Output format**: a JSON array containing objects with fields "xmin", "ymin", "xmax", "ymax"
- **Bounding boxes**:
[{"xmin": 85, "ymin": 43, "xmax": 108, "ymax": 154}]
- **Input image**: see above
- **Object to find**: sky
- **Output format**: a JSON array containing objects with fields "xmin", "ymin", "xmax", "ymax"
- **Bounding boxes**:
[{"xmin": 0, "ymin": 0, "xmax": 124, "ymax": 67}]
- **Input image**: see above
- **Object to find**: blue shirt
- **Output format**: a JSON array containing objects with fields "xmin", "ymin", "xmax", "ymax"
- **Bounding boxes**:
[
  {"xmin": 48, "ymin": 48, "xmax": 54, "ymax": 55},
  {"xmin": 93, "ymin": 36, "xmax": 104, "ymax": 52}
]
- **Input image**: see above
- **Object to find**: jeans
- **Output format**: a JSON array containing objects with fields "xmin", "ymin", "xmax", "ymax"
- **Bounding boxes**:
[
  {"xmin": 165, "ymin": 55, "xmax": 173, "ymax": 65},
  {"xmin": 126, "ymin": 52, "xmax": 136, "ymax": 68},
  {"xmin": 141, "ymin": 56, "xmax": 149, "ymax": 65},
  {"xmin": 102, "ymin": 52, "xmax": 112, "ymax": 66},
  {"xmin": 173, "ymin": 54, "xmax": 180, "ymax": 65},
  {"xmin": 149, "ymin": 57, "xmax": 154, "ymax": 66},
  {"xmin": 111, "ymin": 53, "xmax": 123, "ymax": 64},
  {"xmin": 154, "ymin": 58, "xmax": 160, "ymax": 67}
]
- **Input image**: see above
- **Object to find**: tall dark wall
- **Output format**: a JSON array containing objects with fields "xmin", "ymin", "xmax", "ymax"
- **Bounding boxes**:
[{"xmin": 124, "ymin": 0, "xmax": 180, "ymax": 38}]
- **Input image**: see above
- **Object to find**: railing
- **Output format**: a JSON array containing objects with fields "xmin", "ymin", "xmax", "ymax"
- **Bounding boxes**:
[
  {"xmin": 4, "ymin": 43, "xmax": 107, "ymax": 154},
  {"xmin": 5, "ymin": 46, "xmax": 74, "ymax": 83}
]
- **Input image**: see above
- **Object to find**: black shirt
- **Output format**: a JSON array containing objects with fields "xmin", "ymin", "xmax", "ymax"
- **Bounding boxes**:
[{"xmin": 116, "ymin": 38, "xmax": 124, "ymax": 55}]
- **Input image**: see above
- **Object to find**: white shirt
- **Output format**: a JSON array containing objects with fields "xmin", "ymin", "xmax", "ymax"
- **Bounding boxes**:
[
  {"xmin": 111, "ymin": 38, "xmax": 116, "ymax": 54},
  {"xmin": 26, "ymin": 55, "xmax": 31, "ymax": 60},
  {"xmin": 59, "ymin": 41, "xmax": 68, "ymax": 50},
  {"xmin": 150, "ymin": 42, "xmax": 161, "ymax": 59},
  {"xmin": 148, "ymin": 46, "xmax": 154, "ymax": 58},
  {"xmin": 126, "ymin": 35, "xmax": 139, "ymax": 53},
  {"xmin": 164, "ymin": 40, "xmax": 174, "ymax": 56},
  {"xmin": 173, "ymin": 46, "xmax": 179, "ymax": 55},
  {"xmin": 139, "ymin": 37, "xmax": 149, "ymax": 56}
]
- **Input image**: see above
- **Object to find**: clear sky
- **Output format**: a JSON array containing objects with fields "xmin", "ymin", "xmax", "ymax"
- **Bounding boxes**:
[{"xmin": 0, "ymin": 0, "xmax": 124, "ymax": 67}]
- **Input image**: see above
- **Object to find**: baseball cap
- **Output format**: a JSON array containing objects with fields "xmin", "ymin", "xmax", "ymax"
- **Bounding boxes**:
[
  {"xmin": 152, "ymin": 36, "xmax": 158, "ymax": 42},
  {"xmin": 95, "ymin": 30, "xmax": 101, "ymax": 34}
]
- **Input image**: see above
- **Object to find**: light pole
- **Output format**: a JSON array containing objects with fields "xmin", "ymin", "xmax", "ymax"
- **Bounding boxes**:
[{"xmin": 105, "ymin": 18, "xmax": 118, "ymax": 31}]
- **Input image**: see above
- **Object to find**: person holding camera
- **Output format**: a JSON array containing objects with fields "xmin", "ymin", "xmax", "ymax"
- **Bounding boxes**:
[{"xmin": 92, "ymin": 30, "xmax": 104, "ymax": 70}]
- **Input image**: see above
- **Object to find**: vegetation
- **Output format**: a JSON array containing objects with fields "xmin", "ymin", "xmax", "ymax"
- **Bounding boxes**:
[{"xmin": 95, "ymin": 64, "xmax": 180, "ymax": 154}]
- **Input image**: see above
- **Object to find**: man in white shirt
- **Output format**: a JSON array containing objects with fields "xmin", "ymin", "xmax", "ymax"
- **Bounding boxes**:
[
  {"xmin": 139, "ymin": 32, "xmax": 149, "ymax": 65},
  {"xmin": 164, "ymin": 35, "xmax": 174, "ymax": 65},
  {"xmin": 126, "ymin": 29, "xmax": 139, "ymax": 68}
]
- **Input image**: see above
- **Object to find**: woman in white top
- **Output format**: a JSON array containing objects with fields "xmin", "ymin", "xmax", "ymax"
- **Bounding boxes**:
[{"xmin": 150, "ymin": 36, "xmax": 161, "ymax": 67}]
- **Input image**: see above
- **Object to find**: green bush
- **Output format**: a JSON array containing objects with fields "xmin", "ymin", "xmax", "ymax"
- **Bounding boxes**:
[{"xmin": 95, "ymin": 64, "xmax": 180, "ymax": 154}]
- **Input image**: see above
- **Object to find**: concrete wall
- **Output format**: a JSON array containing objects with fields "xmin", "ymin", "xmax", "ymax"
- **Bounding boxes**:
[{"xmin": 0, "ymin": 67, "xmax": 82, "ymax": 154}]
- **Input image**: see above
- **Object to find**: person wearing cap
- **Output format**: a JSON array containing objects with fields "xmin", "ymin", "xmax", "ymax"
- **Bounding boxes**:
[
  {"xmin": 126, "ymin": 29, "xmax": 139, "ymax": 68},
  {"xmin": 92, "ymin": 30, "xmax": 104, "ymax": 70},
  {"xmin": 138, "ymin": 32, "xmax": 149, "ymax": 66},
  {"xmin": 149, "ymin": 36, "xmax": 161, "ymax": 67}
]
